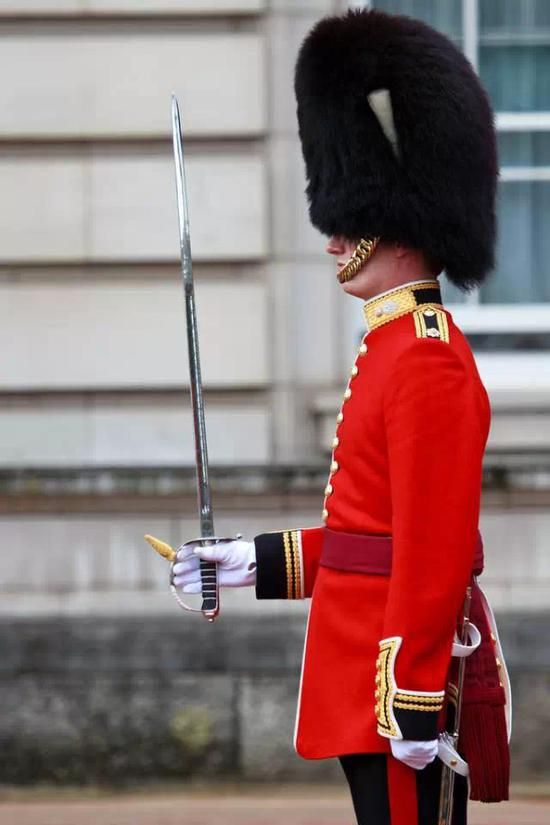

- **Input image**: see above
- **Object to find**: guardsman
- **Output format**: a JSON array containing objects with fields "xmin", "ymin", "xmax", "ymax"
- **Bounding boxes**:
[{"xmin": 170, "ymin": 9, "xmax": 510, "ymax": 825}]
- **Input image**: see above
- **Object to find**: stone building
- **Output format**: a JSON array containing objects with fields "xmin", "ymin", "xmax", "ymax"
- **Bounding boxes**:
[{"xmin": 0, "ymin": 0, "xmax": 549, "ymax": 785}]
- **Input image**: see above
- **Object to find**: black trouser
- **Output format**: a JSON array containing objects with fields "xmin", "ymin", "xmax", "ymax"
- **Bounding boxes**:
[{"xmin": 339, "ymin": 754, "xmax": 468, "ymax": 825}]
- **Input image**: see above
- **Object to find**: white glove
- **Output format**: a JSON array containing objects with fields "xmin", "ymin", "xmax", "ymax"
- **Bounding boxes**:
[
  {"xmin": 390, "ymin": 739, "xmax": 438, "ymax": 770},
  {"xmin": 172, "ymin": 539, "xmax": 256, "ymax": 592}
]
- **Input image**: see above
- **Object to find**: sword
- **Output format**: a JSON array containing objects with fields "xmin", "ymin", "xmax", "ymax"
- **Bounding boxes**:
[
  {"xmin": 144, "ymin": 96, "xmax": 225, "ymax": 622},
  {"xmin": 438, "ymin": 586, "xmax": 472, "ymax": 823}
]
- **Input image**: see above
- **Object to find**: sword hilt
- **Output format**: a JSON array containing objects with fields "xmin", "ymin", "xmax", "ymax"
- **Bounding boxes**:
[
  {"xmin": 144, "ymin": 533, "xmax": 225, "ymax": 621},
  {"xmin": 198, "ymin": 561, "xmax": 218, "ymax": 619},
  {"xmin": 189, "ymin": 538, "xmax": 220, "ymax": 622}
]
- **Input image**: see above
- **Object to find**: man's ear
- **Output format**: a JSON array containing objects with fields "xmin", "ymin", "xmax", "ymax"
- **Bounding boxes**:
[{"xmin": 393, "ymin": 243, "xmax": 408, "ymax": 259}]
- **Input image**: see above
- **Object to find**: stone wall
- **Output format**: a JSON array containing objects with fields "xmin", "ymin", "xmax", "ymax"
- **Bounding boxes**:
[{"xmin": 0, "ymin": 612, "xmax": 547, "ymax": 785}]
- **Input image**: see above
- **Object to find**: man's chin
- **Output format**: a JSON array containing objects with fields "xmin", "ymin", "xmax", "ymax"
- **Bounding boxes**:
[{"xmin": 340, "ymin": 277, "xmax": 364, "ymax": 298}]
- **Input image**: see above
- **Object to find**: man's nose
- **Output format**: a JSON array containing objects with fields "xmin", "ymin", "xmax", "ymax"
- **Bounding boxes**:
[{"xmin": 326, "ymin": 235, "xmax": 344, "ymax": 255}]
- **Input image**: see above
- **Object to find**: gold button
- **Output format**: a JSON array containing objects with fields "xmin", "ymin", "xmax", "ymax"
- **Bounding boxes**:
[
  {"xmin": 490, "ymin": 633, "xmax": 497, "ymax": 644},
  {"xmin": 351, "ymin": 365, "xmax": 359, "ymax": 377},
  {"xmin": 322, "ymin": 508, "xmax": 329, "ymax": 520},
  {"xmin": 325, "ymin": 484, "xmax": 333, "ymax": 496},
  {"xmin": 336, "ymin": 412, "xmax": 344, "ymax": 424},
  {"xmin": 344, "ymin": 388, "xmax": 352, "ymax": 400},
  {"xmin": 450, "ymin": 758, "xmax": 458, "ymax": 768},
  {"xmin": 496, "ymin": 657, "xmax": 502, "ymax": 670},
  {"xmin": 359, "ymin": 343, "xmax": 367, "ymax": 355},
  {"xmin": 331, "ymin": 460, "xmax": 339, "ymax": 473},
  {"xmin": 332, "ymin": 436, "xmax": 339, "ymax": 449}
]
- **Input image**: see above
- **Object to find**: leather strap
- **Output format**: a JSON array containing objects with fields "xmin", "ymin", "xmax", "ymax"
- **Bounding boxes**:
[
  {"xmin": 452, "ymin": 622, "xmax": 482, "ymax": 658},
  {"xmin": 438, "ymin": 732, "xmax": 469, "ymax": 777}
]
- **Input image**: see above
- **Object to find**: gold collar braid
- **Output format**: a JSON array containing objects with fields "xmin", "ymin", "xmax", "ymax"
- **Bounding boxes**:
[
  {"xmin": 337, "ymin": 237, "xmax": 380, "ymax": 284},
  {"xmin": 363, "ymin": 280, "xmax": 441, "ymax": 332}
]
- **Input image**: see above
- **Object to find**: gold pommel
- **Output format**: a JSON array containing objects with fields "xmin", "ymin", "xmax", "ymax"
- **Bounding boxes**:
[{"xmin": 144, "ymin": 534, "xmax": 177, "ymax": 563}]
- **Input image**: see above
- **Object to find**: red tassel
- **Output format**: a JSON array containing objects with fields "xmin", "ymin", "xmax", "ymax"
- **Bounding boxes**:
[
  {"xmin": 456, "ymin": 582, "xmax": 510, "ymax": 803},
  {"xmin": 459, "ymin": 696, "xmax": 510, "ymax": 801}
]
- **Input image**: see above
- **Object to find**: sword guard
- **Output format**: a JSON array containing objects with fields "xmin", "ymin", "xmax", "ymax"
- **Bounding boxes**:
[
  {"xmin": 173, "ymin": 536, "xmax": 242, "ymax": 622},
  {"xmin": 176, "ymin": 534, "xmax": 239, "ymax": 557}
]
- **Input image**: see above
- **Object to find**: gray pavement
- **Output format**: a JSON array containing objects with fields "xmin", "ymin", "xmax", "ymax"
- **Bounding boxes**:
[{"xmin": 0, "ymin": 788, "xmax": 548, "ymax": 825}]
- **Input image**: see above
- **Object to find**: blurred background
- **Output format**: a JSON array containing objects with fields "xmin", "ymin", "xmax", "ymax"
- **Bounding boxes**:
[{"xmin": 0, "ymin": 0, "xmax": 549, "ymax": 799}]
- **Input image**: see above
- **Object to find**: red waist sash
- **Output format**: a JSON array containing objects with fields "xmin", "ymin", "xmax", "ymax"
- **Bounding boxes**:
[{"xmin": 320, "ymin": 528, "xmax": 485, "ymax": 576}]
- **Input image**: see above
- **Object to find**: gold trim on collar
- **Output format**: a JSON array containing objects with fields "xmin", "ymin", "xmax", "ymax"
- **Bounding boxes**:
[{"xmin": 363, "ymin": 281, "xmax": 441, "ymax": 332}]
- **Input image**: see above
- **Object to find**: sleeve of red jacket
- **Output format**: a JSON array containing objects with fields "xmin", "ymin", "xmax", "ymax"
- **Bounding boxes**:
[
  {"xmin": 253, "ymin": 527, "xmax": 324, "ymax": 599},
  {"xmin": 375, "ymin": 340, "xmax": 488, "ymax": 741}
]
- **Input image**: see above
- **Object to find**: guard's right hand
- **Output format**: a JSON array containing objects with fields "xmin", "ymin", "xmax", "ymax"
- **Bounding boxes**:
[{"xmin": 172, "ymin": 539, "xmax": 257, "ymax": 592}]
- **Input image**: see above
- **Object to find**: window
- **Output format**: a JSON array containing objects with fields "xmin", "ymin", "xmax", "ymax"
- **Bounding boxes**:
[{"xmin": 369, "ymin": 0, "xmax": 550, "ymax": 352}]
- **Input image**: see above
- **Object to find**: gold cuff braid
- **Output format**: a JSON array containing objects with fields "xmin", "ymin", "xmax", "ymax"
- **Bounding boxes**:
[
  {"xmin": 375, "ymin": 636, "xmax": 445, "ymax": 739},
  {"xmin": 283, "ymin": 530, "xmax": 302, "ymax": 599}
]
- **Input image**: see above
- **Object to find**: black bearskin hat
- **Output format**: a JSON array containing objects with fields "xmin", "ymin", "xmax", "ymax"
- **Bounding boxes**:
[{"xmin": 294, "ymin": 10, "xmax": 498, "ymax": 290}]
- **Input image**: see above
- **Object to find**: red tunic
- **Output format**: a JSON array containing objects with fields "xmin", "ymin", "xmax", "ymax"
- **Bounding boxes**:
[{"xmin": 254, "ymin": 284, "xmax": 491, "ymax": 759}]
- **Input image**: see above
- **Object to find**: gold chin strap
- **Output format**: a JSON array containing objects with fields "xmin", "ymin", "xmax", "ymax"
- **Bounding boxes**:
[{"xmin": 337, "ymin": 236, "xmax": 380, "ymax": 284}]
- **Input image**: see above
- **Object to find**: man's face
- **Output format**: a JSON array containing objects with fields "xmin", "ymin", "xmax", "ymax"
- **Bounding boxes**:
[
  {"xmin": 326, "ymin": 236, "xmax": 439, "ymax": 302},
  {"xmin": 326, "ymin": 236, "xmax": 360, "ymax": 277}
]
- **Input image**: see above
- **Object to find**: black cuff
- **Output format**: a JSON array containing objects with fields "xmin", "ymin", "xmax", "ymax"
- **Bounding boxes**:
[
  {"xmin": 254, "ymin": 530, "xmax": 302, "ymax": 600},
  {"xmin": 394, "ymin": 706, "xmax": 440, "ymax": 741}
]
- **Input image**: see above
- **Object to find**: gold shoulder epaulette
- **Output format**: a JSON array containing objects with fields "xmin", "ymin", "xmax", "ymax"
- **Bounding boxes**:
[{"xmin": 412, "ymin": 305, "xmax": 449, "ymax": 343}]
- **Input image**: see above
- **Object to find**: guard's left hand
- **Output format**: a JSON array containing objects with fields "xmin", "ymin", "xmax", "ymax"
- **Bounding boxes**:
[{"xmin": 390, "ymin": 738, "xmax": 438, "ymax": 770}]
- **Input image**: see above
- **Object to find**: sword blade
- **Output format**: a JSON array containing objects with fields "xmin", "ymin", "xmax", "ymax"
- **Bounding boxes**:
[{"xmin": 171, "ymin": 95, "xmax": 219, "ymax": 620}]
